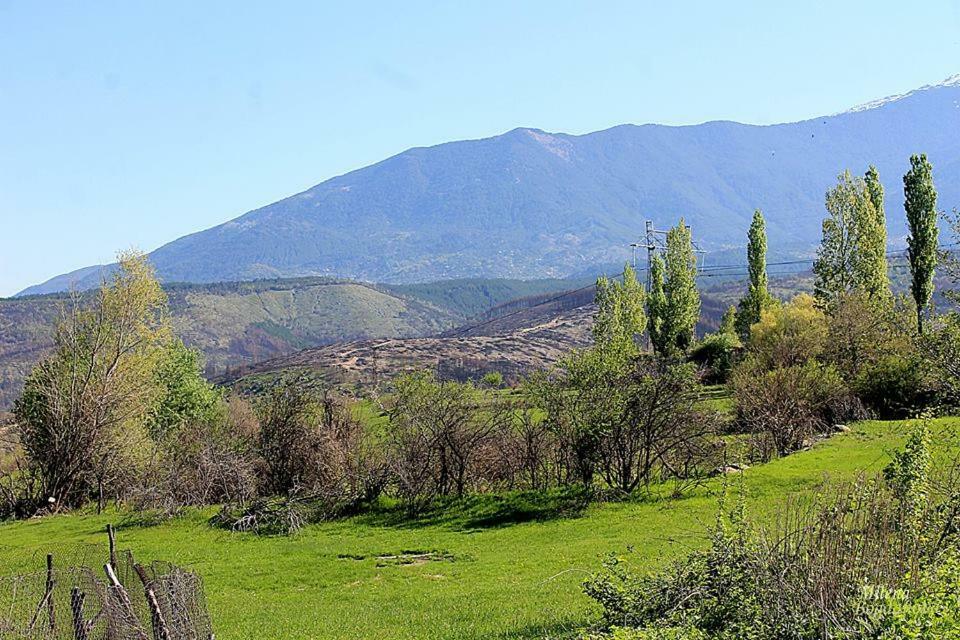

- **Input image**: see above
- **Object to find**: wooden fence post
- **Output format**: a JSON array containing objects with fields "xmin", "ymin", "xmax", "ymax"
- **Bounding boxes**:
[
  {"xmin": 133, "ymin": 563, "xmax": 172, "ymax": 640},
  {"xmin": 104, "ymin": 563, "xmax": 149, "ymax": 640},
  {"xmin": 106, "ymin": 524, "xmax": 117, "ymax": 569}
]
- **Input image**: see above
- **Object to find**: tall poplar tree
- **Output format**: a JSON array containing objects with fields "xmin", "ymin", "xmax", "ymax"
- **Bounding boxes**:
[
  {"xmin": 859, "ymin": 165, "xmax": 891, "ymax": 301},
  {"xmin": 593, "ymin": 264, "xmax": 646, "ymax": 358},
  {"xmin": 646, "ymin": 255, "xmax": 667, "ymax": 354},
  {"xmin": 903, "ymin": 154, "xmax": 939, "ymax": 333},
  {"xmin": 735, "ymin": 209, "xmax": 771, "ymax": 338},
  {"xmin": 618, "ymin": 263, "xmax": 647, "ymax": 346},
  {"xmin": 651, "ymin": 219, "xmax": 700, "ymax": 355}
]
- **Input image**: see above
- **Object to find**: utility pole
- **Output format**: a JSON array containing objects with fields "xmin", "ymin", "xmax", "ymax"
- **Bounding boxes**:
[{"xmin": 645, "ymin": 220, "xmax": 656, "ymax": 293}]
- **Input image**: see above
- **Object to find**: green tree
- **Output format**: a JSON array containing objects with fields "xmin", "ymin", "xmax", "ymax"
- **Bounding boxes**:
[
  {"xmin": 904, "ymin": 154, "xmax": 939, "ymax": 333},
  {"xmin": 14, "ymin": 251, "xmax": 171, "ymax": 508},
  {"xmin": 146, "ymin": 339, "xmax": 223, "ymax": 439},
  {"xmin": 735, "ymin": 209, "xmax": 772, "ymax": 338},
  {"xmin": 593, "ymin": 275, "xmax": 618, "ymax": 349},
  {"xmin": 647, "ymin": 254, "xmax": 667, "ymax": 354},
  {"xmin": 814, "ymin": 171, "xmax": 887, "ymax": 305},
  {"xmin": 593, "ymin": 264, "xmax": 647, "ymax": 359},
  {"xmin": 619, "ymin": 263, "xmax": 647, "ymax": 347},
  {"xmin": 660, "ymin": 219, "xmax": 701, "ymax": 354},
  {"xmin": 719, "ymin": 305, "xmax": 737, "ymax": 336},
  {"xmin": 860, "ymin": 165, "xmax": 891, "ymax": 301}
]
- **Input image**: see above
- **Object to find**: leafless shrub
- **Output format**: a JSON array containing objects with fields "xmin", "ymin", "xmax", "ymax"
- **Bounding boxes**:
[
  {"xmin": 212, "ymin": 495, "xmax": 308, "ymax": 536},
  {"xmin": 131, "ymin": 419, "xmax": 260, "ymax": 518},
  {"xmin": 485, "ymin": 407, "xmax": 557, "ymax": 492},
  {"xmin": 248, "ymin": 380, "xmax": 389, "ymax": 518},
  {"xmin": 602, "ymin": 360, "xmax": 716, "ymax": 494},
  {"xmin": 256, "ymin": 379, "xmax": 322, "ymax": 496},
  {"xmin": 529, "ymin": 354, "xmax": 717, "ymax": 496},
  {"xmin": 0, "ymin": 456, "xmax": 46, "ymax": 520},
  {"xmin": 384, "ymin": 372, "xmax": 508, "ymax": 512},
  {"xmin": 310, "ymin": 392, "xmax": 389, "ymax": 516},
  {"xmin": 752, "ymin": 469, "xmax": 958, "ymax": 637},
  {"xmin": 733, "ymin": 359, "xmax": 862, "ymax": 460}
]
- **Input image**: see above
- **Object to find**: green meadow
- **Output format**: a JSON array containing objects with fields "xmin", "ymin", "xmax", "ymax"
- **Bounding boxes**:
[{"xmin": 0, "ymin": 419, "xmax": 951, "ymax": 640}]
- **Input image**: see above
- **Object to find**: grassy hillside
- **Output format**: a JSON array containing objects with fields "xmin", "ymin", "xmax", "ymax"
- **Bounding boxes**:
[
  {"xmin": 0, "ymin": 296, "xmax": 62, "ymax": 410},
  {"xmin": 0, "ymin": 276, "xmax": 583, "ymax": 409},
  {"xmin": 168, "ymin": 281, "xmax": 458, "ymax": 373},
  {"xmin": 383, "ymin": 278, "xmax": 593, "ymax": 320},
  {"xmin": 0, "ymin": 418, "xmax": 948, "ymax": 640}
]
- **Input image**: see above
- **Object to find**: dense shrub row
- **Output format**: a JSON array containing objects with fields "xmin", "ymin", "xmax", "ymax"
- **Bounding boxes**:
[{"xmin": 583, "ymin": 423, "xmax": 960, "ymax": 639}]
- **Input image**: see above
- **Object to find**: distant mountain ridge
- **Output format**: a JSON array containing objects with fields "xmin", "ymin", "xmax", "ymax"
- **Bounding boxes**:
[{"xmin": 19, "ymin": 76, "xmax": 960, "ymax": 296}]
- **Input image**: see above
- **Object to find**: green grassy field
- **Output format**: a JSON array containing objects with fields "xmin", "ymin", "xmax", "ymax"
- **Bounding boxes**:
[{"xmin": 0, "ymin": 419, "xmax": 953, "ymax": 640}]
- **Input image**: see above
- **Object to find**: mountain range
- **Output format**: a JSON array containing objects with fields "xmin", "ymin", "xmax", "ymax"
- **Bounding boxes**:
[{"xmin": 17, "ymin": 75, "xmax": 960, "ymax": 297}]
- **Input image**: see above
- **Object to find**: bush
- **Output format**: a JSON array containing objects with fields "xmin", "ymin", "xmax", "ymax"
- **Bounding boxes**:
[
  {"xmin": 481, "ymin": 371, "xmax": 504, "ymax": 388},
  {"xmin": 584, "ymin": 498, "xmax": 766, "ymax": 638},
  {"xmin": 529, "ymin": 352, "xmax": 716, "ymax": 495},
  {"xmin": 132, "ymin": 407, "xmax": 260, "ymax": 515},
  {"xmin": 488, "ymin": 408, "xmax": 557, "ymax": 492},
  {"xmin": 146, "ymin": 339, "xmax": 223, "ymax": 438},
  {"xmin": 583, "ymin": 427, "xmax": 960, "ymax": 639},
  {"xmin": 256, "ymin": 380, "xmax": 323, "ymax": 495},
  {"xmin": 858, "ymin": 550, "xmax": 960, "ymax": 640},
  {"xmin": 732, "ymin": 359, "xmax": 858, "ymax": 459},
  {"xmin": 922, "ymin": 312, "xmax": 960, "ymax": 408},
  {"xmin": 854, "ymin": 354, "xmax": 938, "ymax": 418},
  {"xmin": 746, "ymin": 294, "xmax": 827, "ymax": 370},
  {"xmin": 689, "ymin": 333, "xmax": 741, "ymax": 383},
  {"xmin": 821, "ymin": 293, "xmax": 915, "ymax": 382},
  {"xmin": 384, "ymin": 373, "xmax": 508, "ymax": 513},
  {"xmin": 582, "ymin": 626, "xmax": 706, "ymax": 640}
]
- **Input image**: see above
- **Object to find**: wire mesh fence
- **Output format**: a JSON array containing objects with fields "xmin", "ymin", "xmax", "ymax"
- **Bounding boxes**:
[{"xmin": 0, "ymin": 532, "xmax": 214, "ymax": 639}]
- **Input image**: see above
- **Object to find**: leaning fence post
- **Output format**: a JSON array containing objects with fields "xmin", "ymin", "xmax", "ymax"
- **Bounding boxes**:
[
  {"xmin": 70, "ymin": 587, "xmax": 88, "ymax": 640},
  {"xmin": 133, "ymin": 563, "xmax": 172, "ymax": 640},
  {"xmin": 104, "ymin": 563, "xmax": 150, "ymax": 640}
]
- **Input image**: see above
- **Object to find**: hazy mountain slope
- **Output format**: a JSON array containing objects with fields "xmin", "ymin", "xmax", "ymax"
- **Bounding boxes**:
[{"xmin": 21, "ymin": 77, "xmax": 960, "ymax": 296}]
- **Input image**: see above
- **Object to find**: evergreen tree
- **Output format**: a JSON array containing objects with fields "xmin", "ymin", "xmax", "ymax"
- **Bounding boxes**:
[
  {"xmin": 735, "ymin": 209, "xmax": 771, "ymax": 338},
  {"xmin": 903, "ymin": 154, "xmax": 939, "ymax": 333},
  {"xmin": 647, "ymin": 254, "xmax": 667, "ymax": 354}
]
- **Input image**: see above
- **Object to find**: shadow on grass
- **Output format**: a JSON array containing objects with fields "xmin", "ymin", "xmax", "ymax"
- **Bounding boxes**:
[{"xmin": 356, "ymin": 486, "xmax": 594, "ymax": 531}]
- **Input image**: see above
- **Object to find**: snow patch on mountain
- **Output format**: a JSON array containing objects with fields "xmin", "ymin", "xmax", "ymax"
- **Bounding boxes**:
[{"xmin": 842, "ymin": 74, "xmax": 960, "ymax": 114}]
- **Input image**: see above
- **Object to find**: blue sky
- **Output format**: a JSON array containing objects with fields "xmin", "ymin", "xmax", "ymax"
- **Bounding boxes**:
[{"xmin": 2, "ymin": 1, "xmax": 959, "ymax": 296}]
